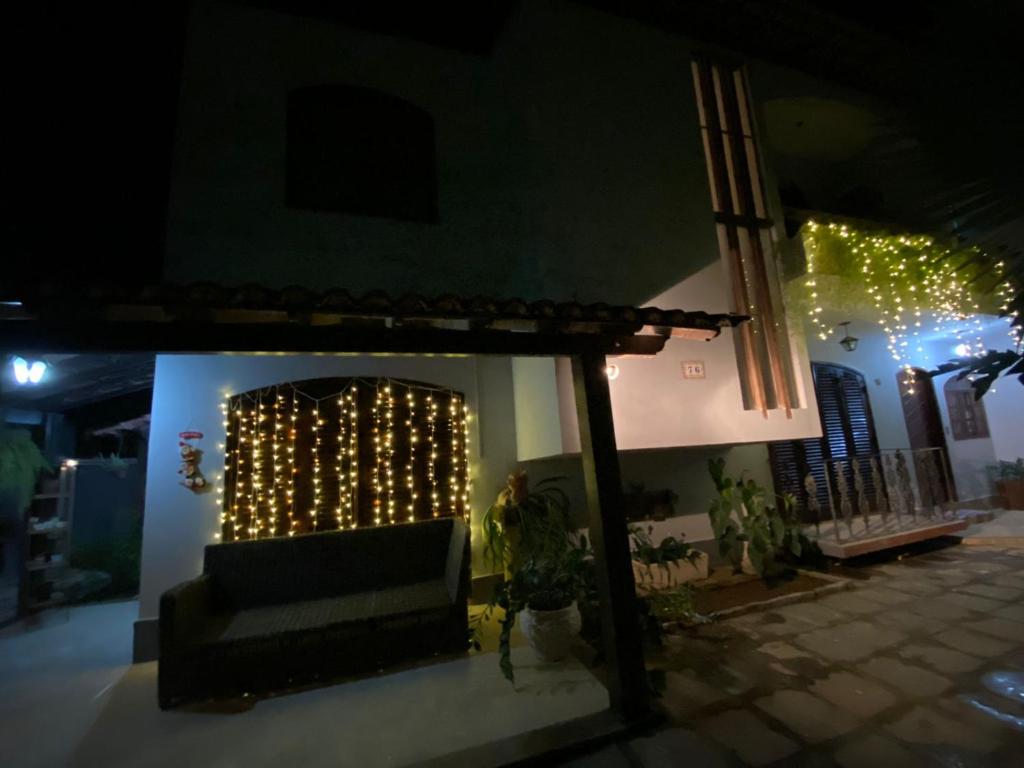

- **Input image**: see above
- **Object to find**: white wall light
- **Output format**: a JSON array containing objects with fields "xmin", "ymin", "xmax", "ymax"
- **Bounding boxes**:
[
  {"xmin": 11, "ymin": 356, "xmax": 47, "ymax": 385},
  {"xmin": 953, "ymin": 343, "xmax": 972, "ymax": 358},
  {"xmin": 604, "ymin": 364, "xmax": 620, "ymax": 380}
]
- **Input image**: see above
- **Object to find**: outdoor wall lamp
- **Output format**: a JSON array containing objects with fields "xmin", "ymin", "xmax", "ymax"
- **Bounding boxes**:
[
  {"xmin": 11, "ymin": 355, "xmax": 47, "ymax": 385},
  {"xmin": 837, "ymin": 322, "xmax": 859, "ymax": 353},
  {"xmin": 604, "ymin": 363, "xmax": 620, "ymax": 380}
]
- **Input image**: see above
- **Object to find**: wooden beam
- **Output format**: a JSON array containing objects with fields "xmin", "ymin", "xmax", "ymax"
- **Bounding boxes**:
[
  {"xmin": 0, "ymin": 321, "xmax": 668, "ymax": 358},
  {"xmin": 571, "ymin": 351, "xmax": 649, "ymax": 721}
]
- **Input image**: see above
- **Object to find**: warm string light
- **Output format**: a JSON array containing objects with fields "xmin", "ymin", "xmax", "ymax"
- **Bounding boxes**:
[
  {"xmin": 287, "ymin": 388, "xmax": 298, "ymax": 536},
  {"xmin": 269, "ymin": 391, "xmax": 282, "ymax": 536},
  {"xmin": 221, "ymin": 381, "xmax": 471, "ymax": 539},
  {"xmin": 427, "ymin": 394, "xmax": 439, "ymax": 517},
  {"xmin": 246, "ymin": 400, "xmax": 258, "ymax": 537},
  {"xmin": 372, "ymin": 383, "xmax": 383, "ymax": 525},
  {"xmin": 348, "ymin": 386, "xmax": 359, "ymax": 529},
  {"xmin": 311, "ymin": 401, "xmax": 322, "ymax": 531},
  {"xmin": 461, "ymin": 404, "xmax": 471, "ymax": 522},
  {"xmin": 994, "ymin": 261, "xmax": 1023, "ymax": 350},
  {"xmin": 406, "ymin": 390, "xmax": 417, "ymax": 522},
  {"xmin": 384, "ymin": 383, "xmax": 396, "ymax": 524},
  {"xmin": 336, "ymin": 391, "xmax": 348, "ymax": 529},
  {"xmin": 217, "ymin": 396, "xmax": 230, "ymax": 541},
  {"xmin": 230, "ymin": 402, "xmax": 243, "ymax": 539},
  {"xmin": 801, "ymin": 220, "xmax": 1019, "ymax": 385},
  {"xmin": 448, "ymin": 394, "xmax": 461, "ymax": 516}
]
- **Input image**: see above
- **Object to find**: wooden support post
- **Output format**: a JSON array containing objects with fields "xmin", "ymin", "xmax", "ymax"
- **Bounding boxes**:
[{"xmin": 571, "ymin": 352, "xmax": 649, "ymax": 721}]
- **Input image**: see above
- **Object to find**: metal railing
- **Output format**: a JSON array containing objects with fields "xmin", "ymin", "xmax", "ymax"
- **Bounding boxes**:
[{"xmin": 804, "ymin": 447, "xmax": 957, "ymax": 542}]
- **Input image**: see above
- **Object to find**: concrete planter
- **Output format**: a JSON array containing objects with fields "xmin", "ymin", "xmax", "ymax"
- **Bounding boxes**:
[
  {"xmin": 518, "ymin": 602, "xmax": 582, "ymax": 662},
  {"xmin": 632, "ymin": 551, "xmax": 710, "ymax": 590}
]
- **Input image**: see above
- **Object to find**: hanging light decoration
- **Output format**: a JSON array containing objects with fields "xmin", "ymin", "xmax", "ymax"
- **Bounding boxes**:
[
  {"xmin": 800, "ymin": 221, "xmax": 1022, "ymax": 388},
  {"xmin": 222, "ymin": 378, "xmax": 471, "ymax": 541},
  {"xmin": 348, "ymin": 385, "xmax": 359, "ymax": 529}
]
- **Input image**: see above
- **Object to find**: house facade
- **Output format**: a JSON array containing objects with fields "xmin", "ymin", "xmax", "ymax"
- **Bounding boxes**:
[{"xmin": 123, "ymin": 0, "xmax": 1024, "ymax": 658}]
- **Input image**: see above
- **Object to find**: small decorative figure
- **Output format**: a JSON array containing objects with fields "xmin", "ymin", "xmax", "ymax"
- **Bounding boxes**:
[{"xmin": 178, "ymin": 431, "xmax": 208, "ymax": 492}]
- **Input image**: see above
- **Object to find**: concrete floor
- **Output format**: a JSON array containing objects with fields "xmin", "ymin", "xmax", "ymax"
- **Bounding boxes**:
[
  {"xmin": 571, "ymin": 542, "xmax": 1024, "ymax": 768},
  {"xmin": 6, "ymin": 531, "xmax": 1024, "ymax": 767},
  {"xmin": 964, "ymin": 510, "xmax": 1024, "ymax": 544},
  {"xmin": 0, "ymin": 601, "xmax": 608, "ymax": 767}
]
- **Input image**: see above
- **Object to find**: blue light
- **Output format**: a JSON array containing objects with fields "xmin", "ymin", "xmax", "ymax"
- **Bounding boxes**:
[{"xmin": 11, "ymin": 356, "xmax": 46, "ymax": 385}]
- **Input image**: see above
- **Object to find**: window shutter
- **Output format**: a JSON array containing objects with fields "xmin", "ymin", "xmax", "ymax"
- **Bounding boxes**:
[{"xmin": 771, "ymin": 362, "xmax": 880, "ymax": 522}]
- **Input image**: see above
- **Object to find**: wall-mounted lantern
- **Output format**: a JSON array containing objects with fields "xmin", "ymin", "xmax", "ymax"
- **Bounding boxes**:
[{"xmin": 837, "ymin": 322, "xmax": 859, "ymax": 353}]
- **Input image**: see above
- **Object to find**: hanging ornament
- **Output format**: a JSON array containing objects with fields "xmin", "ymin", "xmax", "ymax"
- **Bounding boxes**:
[{"xmin": 178, "ymin": 431, "xmax": 208, "ymax": 492}]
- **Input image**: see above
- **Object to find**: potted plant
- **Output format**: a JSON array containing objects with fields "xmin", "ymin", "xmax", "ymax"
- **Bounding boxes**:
[
  {"xmin": 479, "ymin": 472, "xmax": 589, "ymax": 681},
  {"xmin": 707, "ymin": 458, "xmax": 819, "ymax": 582},
  {"xmin": 990, "ymin": 459, "xmax": 1024, "ymax": 509},
  {"xmin": 0, "ymin": 429, "xmax": 51, "ymax": 514},
  {"xmin": 630, "ymin": 524, "xmax": 708, "ymax": 590}
]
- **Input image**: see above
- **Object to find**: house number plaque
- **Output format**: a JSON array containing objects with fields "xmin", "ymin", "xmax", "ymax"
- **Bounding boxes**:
[{"xmin": 682, "ymin": 361, "xmax": 706, "ymax": 379}]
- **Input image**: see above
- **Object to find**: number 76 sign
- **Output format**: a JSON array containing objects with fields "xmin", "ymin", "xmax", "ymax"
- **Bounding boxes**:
[{"xmin": 681, "ymin": 361, "xmax": 706, "ymax": 379}]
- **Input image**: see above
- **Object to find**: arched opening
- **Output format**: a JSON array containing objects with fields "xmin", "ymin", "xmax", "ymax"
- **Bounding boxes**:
[
  {"xmin": 770, "ymin": 361, "xmax": 880, "ymax": 522},
  {"xmin": 221, "ymin": 376, "xmax": 468, "ymax": 540}
]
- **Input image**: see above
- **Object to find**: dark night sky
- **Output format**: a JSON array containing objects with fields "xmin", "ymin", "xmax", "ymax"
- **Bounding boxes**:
[{"xmin": 4, "ymin": 2, "xmax": 1022, "ymax": 285}]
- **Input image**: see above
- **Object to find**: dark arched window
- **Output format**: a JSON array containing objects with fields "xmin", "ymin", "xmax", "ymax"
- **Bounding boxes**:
[
  {"xmin": 769, "ymin": 362, "xmax": 881, "ymax": 521},
  {"xmin": 286, "ymin": 85, "xmax": 437, "ymax": 222}
]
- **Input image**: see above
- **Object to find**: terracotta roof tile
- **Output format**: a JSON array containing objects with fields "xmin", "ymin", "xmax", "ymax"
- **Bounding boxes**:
[{"xmin": 2, "ymin": 281, "xmax": 746, "ymax": 334}]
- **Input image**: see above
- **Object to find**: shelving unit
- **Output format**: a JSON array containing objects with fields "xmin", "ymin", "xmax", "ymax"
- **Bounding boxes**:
[{"xmin": 21, "ymin": 461, "xmax": 77, "ymax": 614}]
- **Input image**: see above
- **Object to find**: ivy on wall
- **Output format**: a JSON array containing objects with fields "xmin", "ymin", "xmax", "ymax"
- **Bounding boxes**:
[{"xmin": 794, "ymin": 220, "xmax": 1021, "ymax": 388}]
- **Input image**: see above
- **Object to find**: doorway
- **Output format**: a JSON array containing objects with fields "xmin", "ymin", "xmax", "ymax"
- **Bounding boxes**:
[{"xmin": 897, "ymin": 367, "xmax": 956, "ymax": 503}]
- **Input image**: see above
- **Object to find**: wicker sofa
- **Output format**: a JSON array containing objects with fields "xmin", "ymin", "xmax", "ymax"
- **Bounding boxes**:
[{"xmin": 158, "ymin": 518, "xmax": 470, "ymax": 708}]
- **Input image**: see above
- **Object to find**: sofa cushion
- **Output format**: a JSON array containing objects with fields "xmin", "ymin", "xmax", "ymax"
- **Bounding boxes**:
[
  {"xmin": 207, "ymin": 579, "xmax": 452, "ymax": 644},
  {"xmin": 204, "ymin": 519, "xmax": 457, "ymax": 609}
]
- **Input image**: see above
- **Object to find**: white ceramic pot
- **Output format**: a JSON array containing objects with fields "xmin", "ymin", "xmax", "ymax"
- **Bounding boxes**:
[{"xmin": 518, "ymin": 602, "xmax": 582, "ymax": 662}]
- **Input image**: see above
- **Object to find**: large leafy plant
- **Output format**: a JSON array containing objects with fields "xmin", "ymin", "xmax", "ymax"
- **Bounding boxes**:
[
  {"xmin": 476, "ymin": 472, "xmax": 589, "ymax": 682},
  {"xmin": 480, "ymin": 472, "xmax": 572, "ymax": 575},
  {"xmin": 707, "ymin": 458, "xmax": 816, "ymax": 581},
  {"xmin": 0, "ymin": 429, "xmax": 51, "ymax": 515}
]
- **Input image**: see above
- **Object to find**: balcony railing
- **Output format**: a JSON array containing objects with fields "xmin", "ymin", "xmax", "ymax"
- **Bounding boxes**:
[{"xmin": 803, "ymin": 447, "xmax": 957, "ymax": 543}]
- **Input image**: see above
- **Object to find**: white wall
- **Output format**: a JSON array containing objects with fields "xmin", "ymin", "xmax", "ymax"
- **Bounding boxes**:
[
  {"xmin": 138, "ymin": 354, "xmax": 520, "ymax": 620},
  {"xmin": 520, "ymin": 443, "xmax": 774, "ymax": 543},
  {"xmin": 511, "ymin": 357, "xmax": 565, "ymax": 460},
  {"xmin": 513, "ymin": 261, "xmax": 822, "ymax": 458}
]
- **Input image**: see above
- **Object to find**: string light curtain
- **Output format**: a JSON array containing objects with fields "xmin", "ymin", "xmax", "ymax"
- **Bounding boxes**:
[
  {"xmin": 799, "ymin": 220, "xmax": 1022, "ymax": 388},
  {"xmin": 220, "ymin": 377, "xmax": 471, "ymax": 541}
]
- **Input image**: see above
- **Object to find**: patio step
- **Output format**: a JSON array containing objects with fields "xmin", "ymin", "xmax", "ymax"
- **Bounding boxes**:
[{"xmin": 810, "ymin": 515, "xmax": 968, "ymax": 559}]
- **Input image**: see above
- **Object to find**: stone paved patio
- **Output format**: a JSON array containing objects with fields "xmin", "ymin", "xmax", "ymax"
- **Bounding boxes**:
[{"xmin": 564, "ymin": 542, "xmax": 1024, "ymax": 767}]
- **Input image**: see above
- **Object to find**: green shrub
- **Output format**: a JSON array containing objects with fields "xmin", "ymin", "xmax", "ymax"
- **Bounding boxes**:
[{"xmin": 707, "ymin": 458, "xmax": 821, "ymax": 582}]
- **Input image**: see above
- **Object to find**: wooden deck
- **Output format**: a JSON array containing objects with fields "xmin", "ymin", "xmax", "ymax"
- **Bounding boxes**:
[{"xmin": 808, "ymin": 512, "xmax": 968, "ymax": 559}]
